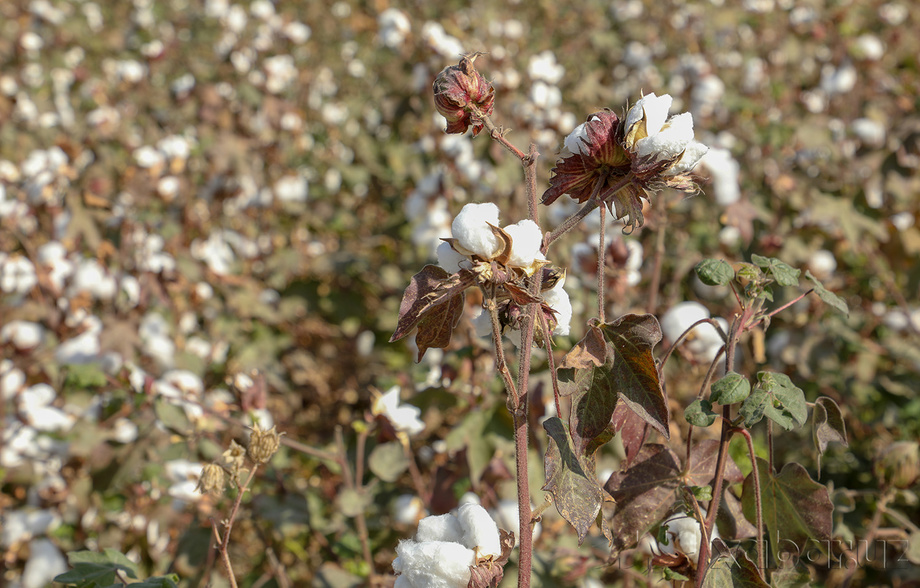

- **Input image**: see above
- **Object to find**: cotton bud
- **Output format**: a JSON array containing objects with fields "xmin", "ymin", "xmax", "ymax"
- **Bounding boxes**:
[
  {"xmin": 221, "ymin": 439, "xmax": 247, "ymax": 470},
  {"xmin": 247, "ymin": 423, "xmax": 283, "ymax": 464},
  {"xmin": 433, "ymin": 52, "xmax": 495, "ymax": 137},
  {"xmin": 195, "ymin": 463, "xmax": 227, "ymax": 496}
]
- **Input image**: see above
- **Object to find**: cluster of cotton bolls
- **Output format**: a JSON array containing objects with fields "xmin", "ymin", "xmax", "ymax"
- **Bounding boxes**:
[
  {"xmin": 659, "ymin": 301, "xmax": 730, "ymax": 367},
  {"xmin": 435, "ymin": 202, "xmax": 572, "ymax": 345},
  {"xmin": 393, "ymin": 502, "xmax": 504, "ymax": 588},
  {"xmin": 0, "ymin": 507, "xmax": 67, "ymax": 588}
]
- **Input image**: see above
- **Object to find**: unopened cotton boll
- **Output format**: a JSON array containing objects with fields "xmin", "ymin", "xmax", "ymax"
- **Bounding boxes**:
[
  {"xmin": 503, "ymin": 219, "xmax": 545, "ymax": 268},
  {"xmin": 456, "ymin": 503, "xmax": 501, "ymax": 559},
  {"xmin": 451, "ymin": 202, "xmax": 501, "ymax": 259}
]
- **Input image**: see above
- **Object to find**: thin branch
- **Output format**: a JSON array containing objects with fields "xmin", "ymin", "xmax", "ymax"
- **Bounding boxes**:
[
  {"xmin": 597, "ymin": 204, "xmax": 607, "ymax": 322},
  {"xmin": 477, "ymin": 111, "xmax": 527, "ymax": 160},
  {"xmin": 738, "ymin": 428, "xmax": 766, "ymax": 573}
]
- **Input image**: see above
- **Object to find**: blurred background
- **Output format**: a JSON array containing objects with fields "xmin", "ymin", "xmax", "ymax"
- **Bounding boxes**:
[{"xmin": 1, "ymin": 0, "xmax": 918, "ymax": 586}]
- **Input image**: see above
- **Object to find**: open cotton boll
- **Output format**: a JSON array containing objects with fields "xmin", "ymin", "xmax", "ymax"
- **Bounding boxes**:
[
  {"xmin": 393, "ymin": 540, "xmax": 474, "ymax": 588},
  {"xmin": 436, "ymin": 241, "xmax": 467, "ymax": 273},
  {"xmin": 456, "ymin": 503, "xmax": 501, "ymax": 559},
  {"xmin": 664, "ymin": 140, "xmax": 709, "ymax": 176},
  {"xmin": 543, "ymin": 283, "xmax": 573, "ymax": 336},
  {"xmin": 626, "ymin": 93, "xmax": 673, "ymax": 136},
  {"xmin": 416, "ymin": 513, "xmax": 464, "ymax": 543},
  {"xmin": 503, "ymin": 219, "xmax": 546, "ymax": 268},
  {"xmin": 637, "ymin": 112, "xmax": 694, "ymax": 159},
  {"xmin": 451, "ymin": 202, "xmax": 501, "ymax": 259},
  {"xmin": 660, "ymin": 301, "xmax": 711, "ymax": 344},
  {"xmin": 658, "ymin": 511, "xmax": 719, "ymax": 566},
  {"xmin": 564, "ymin": 120, "xmax": 590, "ymax": 154}
]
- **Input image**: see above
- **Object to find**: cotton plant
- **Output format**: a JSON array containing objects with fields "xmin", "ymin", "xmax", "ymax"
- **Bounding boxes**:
[{"xmin": 388, "ymin": 52, "xmax": 849, "ymax": 588}]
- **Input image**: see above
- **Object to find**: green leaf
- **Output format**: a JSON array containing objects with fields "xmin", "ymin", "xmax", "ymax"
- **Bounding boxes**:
[
  {"xmin": 56, "ymin": 549, "xmax": 141, "ymax": 587},
  {"xmin": 663, "ymin": 568, "xmax": 691, "ymax": 582},
  {"xmin": 64, "ymin": 363, "xmax": 108, "ymax": 388},
  {"xmin": 690, "ymin": 485, "xmax": 713, "ymax": 502},
  {"xmin": 739, "ymin": 372, "xmax": 807, "ymax": 430},
  {"xmin": 600, "ymin": 314, "xmax": 669, "ymax": 439},
  {"xmin": 154, "ymin": 398, "xmax": 192, "ymax": 435},
  {"xmin": 812, "ymin": 397, "xmax": 848, "ymax": 477},
  {"xmin": 696, "ymin": 259, "xmax": 735, "ymax": 286},
  {"xmin": 336, "ymin": 487, "xmax": 373, "ymax": 518},
  {"xmin": 701, "ymin": 538, "xmax": 769, "ymax": 587},
  {"xmin": 750, "ymin": 254, "xmax": 800, "ymax": 287},
  {"xmin": 542, "ymin": 417, "xmax": 604, "ymax": 544},
  {"xmin": 367, "ymin": 441, "xmax": 409, "ymax": 483},
  {"xmin": 710, "ymin": 372, "xmax": 751, "ymax": 405},
  {"xmin": 741, "ymin": 459, "xmax": 833, "ymax": 566},
  {"xmin": 685, "ymin": 399, "xmax": 717, "ymax": 427},
  {"xmin": 804, "ymin": 270, "xmax": 849, "ymax": 316}
]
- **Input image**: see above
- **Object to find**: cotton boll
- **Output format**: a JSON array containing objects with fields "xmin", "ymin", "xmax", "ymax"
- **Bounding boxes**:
[
  {"xmin": 436, "ymin": 241, "xmax": 467, "ymax": 273},
  {"xmin": 658, "ymin": 511, "xmax": 719, "ymax": 566},
  {"xmin": 393, "ymin": 540, "xmax": 474, "ymax": 588},
  {"xmin": 637, "ymin": 112, "xmax": 694, "ymax": 159},
  {"xmin": 699, "ymin": 147, "xmax": 741, "ymax": 205},
  {"xmin": 21, "ymin": 538, "xmax": 67, "ymax": 588},
  {"xmin": 564, "ymin": 120, "xmax": 590, "ymax": 154},
  {"xmin": 503, "ymin": 219, "xmax": 546, "ymax": 268},
  {"xmin": 0, "ymin": 320, "xmax": 44, "ymax": 350},
  {"xmin": 665, "ymin": 140, "xmax": 709, "ymax": 176},
  {"xmin": 456, "ymin": 503, "xmax": 501, "ymax": 559},
  {"xmin": 808, "ymin": 249, "xmax": 837, "ymax": 280},
  {"xmin": 393, "ymin": 495, "xmax": 426, "ymax": 526},
  {"xmin": 543, "ymin": 283, "xmax": 573, "ymax": 336},
  {"xmin": 660, "ymin": 301, "xmax": 710, "ymax": 345},
  {"xmin": 626, "ymin": 93, "xmax": 673, "ymax": 137},
  {"xmin": 451, "ymin": 203, "xmax": 501, "ymax": 259},
  {"xmin": 416, "ymin": 513, "xmax": 464, "ymax": 543}
]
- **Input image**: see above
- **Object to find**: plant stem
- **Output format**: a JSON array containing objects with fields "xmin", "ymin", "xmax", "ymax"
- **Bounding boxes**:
[
  {"xmin": 738, "ymin": 428, "xmax": 766, "ymax": 573},
  {"xmin": 597, "ymin": 204, "xmax": 606, "ymax": 322},
  {"xmin": 485, "ymin": 294, "xmax": 520, "ymax": 403},
  {"xmin": 478, "ymin": 111, "xmax": 527, "ymax": 160},
  {"xmin": 696, "ymin": 313, "xmax": 744, "ymax": 585},
  {"xmin": 213, "ymin": 466, "xmax": 260, "ymax": 588}
]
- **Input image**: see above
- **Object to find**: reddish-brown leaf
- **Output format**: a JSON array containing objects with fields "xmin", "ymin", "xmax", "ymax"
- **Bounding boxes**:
[
  {"xmin": 559, "ymin": 325, "xmax": 608, "ymax": 371},
  {"xmin": 605, "ymin": 440, "xmax": 743, "ymax": 559},
  {"xmin": 415, "ymin": 290, "xmax": 465, "ymax": 361},
  {"xmin": 601, "ymin": 314, "xmax": 669, "ymax": 438},
  {"xmin": 611, "ymin": 401, "xmax": 649, "ymax": 470},
  {"xmin": 543, "ymin": 417, "xmax": 606, "ymax": 544},
  {"xmin": 390, "ymin": 264, "xmax": 474, "ymax": 346}
]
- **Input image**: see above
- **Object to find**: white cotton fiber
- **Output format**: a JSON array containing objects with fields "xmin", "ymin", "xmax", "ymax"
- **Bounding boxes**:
[
  {"xmin": 416, "ymin": 513, "xmax": 464, "ymax": 543},
  {"xmin": 436, "ymin": 241, "xmax": 467, "ymax": 273},
  {"xmin": 456, "ymin": 503, "xmax": 501, "ymax": 559},
  {"xmin": 543, "ymin": 283, "xmax": 573, "ymax": 336},
  {"xmin": 503, "ymin": 219, "xmax": 545, "ymax": 268},
  {"xmin": 637, "ymin": 112, "xmax": 693, "ymax": 159},
  {"xmin": 451, "ymin": 202, "xmax": 501, "ymax": 259},
  {"xmin": 393, "ymin": 540, "xmax": 474, "ymax": 588}
]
